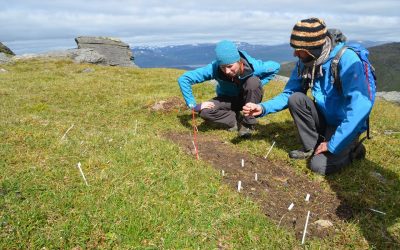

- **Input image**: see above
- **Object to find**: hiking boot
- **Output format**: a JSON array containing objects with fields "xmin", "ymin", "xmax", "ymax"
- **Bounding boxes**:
[
  {"xmin": 227, "ymin": 122, "xmax": 238, "ymax": 132},
  {"xmin": 289, "ymin": 149, "xmax": 313, "ymax": 159},
  {"xmin": 238, "ymin": 123, "xmax": 255, "ymax": 137},
  {"xmin": 350, "ymin": 143, "xmax": 366, "ymax": 161}
]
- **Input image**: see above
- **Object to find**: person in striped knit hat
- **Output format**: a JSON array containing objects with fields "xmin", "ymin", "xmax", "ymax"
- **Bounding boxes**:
[{"xmin": 243, "ymin": 17, "xmax": 373, "ymax": 175}]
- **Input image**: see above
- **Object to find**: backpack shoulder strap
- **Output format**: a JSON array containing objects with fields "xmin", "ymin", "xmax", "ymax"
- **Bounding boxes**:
[
  {"xmin": 330, "ymin": 45, "xmax": 348, "ymax": 93},
  {"xmin": 331, "ymin": 45, "xmax": 374, "ymax": 140}
]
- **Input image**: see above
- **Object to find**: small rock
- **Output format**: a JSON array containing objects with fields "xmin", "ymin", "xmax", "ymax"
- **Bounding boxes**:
[
  {"xmin": 273, "ymin": 176, "xmax": 288, "ymax": 183},
  {"xmin": 370, "ymin": 171, "xmax": 387, "ymax": 183},
  {"xmin": 82, "ymin": 68, "xmax": 94, "ymax": 73},
  {"xmin": 0, "ymin": 53, "xmax": 12, "ymax": 64},
  {"xmin": 384, "ymin": 130, "xmax": 400, "ymax": 135},
  {"xmin": 314, "ymin": 219, "xmax": 333, "ymax": 229},
  {"xmin": 151, "ymin": 101, "xmax": 166, "ymax": 111},
  {"xmin": 251, "ymin": 188, "xmax": 256, "ymax": 191},
  {"xmin": 0, "ymin": 68, "xmax": 7, "ymax": 73}
]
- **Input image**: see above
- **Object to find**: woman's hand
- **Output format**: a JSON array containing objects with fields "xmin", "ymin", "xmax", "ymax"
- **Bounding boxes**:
[{"xmin": 242, "ymin": 102, "xmax": 262, "ymax": 116}]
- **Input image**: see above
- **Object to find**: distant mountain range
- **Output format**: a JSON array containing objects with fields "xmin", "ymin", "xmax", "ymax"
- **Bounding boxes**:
[
  {"xmin": 279, "ymin": 42, "xmax": 400, "ymax": 91},
  {"xmin": 132, "ymin": 41, "xmax": 399, "ymax": 91},
  {"xmin": 132, "ymin": 41, "xmax": 384, "ymax": 70}
]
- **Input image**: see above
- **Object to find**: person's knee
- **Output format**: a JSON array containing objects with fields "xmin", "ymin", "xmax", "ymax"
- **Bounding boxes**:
[
  {"xmin": 199, "ymin": 108, "xmax": 213, "ymax": 119},
  {"xmin": 309, "ymin": 153, "xmax": 349, "ymax": 175},
  {"xmin": 288, "ymin": 92, "xmax": 307, "ymax": 110},
  {"xmin": 309, "ymin": 155, "xmax": 329, "ymax": 175},
  {"xmin": 244, "ymin": 76, "xmax": 261, "ymax": 90}
]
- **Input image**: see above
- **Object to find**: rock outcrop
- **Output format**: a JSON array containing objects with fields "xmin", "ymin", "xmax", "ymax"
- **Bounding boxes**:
[
  {"xmin": 69, "ymin": 48, "xmax": 106, "ymax": 64},
  {"xmin": 376, "ymin": 91, "xmax": 400, "ymax": 104},
  {"xmin": 0, "ymin": 42, "xmax": 15, "ymax": 56},
  {"xmin": 75, "ymin": 36, "xmax": 137, "ymax": 67},
  {"xmin": 0, "ymin": 53, "xmax": 12, "ymax": 64}
]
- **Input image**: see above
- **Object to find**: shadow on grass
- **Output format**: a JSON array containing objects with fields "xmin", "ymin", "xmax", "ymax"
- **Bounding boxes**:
[
  {"xmin": 326, "ymin": 159, "xmax": 400, "ymax": 248},
  {"xmin": 177, "ymin": 113, "xmax": 235, "ymax": 132},
  {"xmin": 178, "ymin": 113, "xmax": 301, "ymax": 153},
  {"xmin": 231, "ymin": 120, "xmax": 299, "ymax": 152},
  {"xmin": 177, "ymin": 113, "xmax": 400, "ymax": 247}
]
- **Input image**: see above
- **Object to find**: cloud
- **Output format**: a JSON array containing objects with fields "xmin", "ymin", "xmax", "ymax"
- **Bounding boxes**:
[{"xmin": 1, "ymin": 0, "xmax": 399, "ymax": 53}]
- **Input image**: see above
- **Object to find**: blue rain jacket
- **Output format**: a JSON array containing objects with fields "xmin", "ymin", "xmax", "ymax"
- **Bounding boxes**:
[
  {"xmin": 178, "ymin": 51, "xmax": 280, "ymax": 107},
  {"xmin": 259, "ymin": 43, "xmax": 373, "ymax": 154}
]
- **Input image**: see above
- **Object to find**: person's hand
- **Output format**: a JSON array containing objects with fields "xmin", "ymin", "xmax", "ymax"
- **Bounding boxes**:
[
  {"xmin": 200, "ymin": 101, "xmax": 215, "ymax": 110},
  {"xmin": 315, "ymin": 142, "xmax": 328, "ymax": 155},
  {"xmin": 242, "ymin": 102, "xmax": 262, "ymax": 116}
]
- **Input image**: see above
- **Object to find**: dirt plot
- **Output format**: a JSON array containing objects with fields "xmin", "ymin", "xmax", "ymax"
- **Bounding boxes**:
[
  {"xmin": 164, "ymin": 131, "xmax": 354, "ymax": 240},
  {"xmin": 149, "ymin": 97, "xmax": 186, "ymax": 113}
]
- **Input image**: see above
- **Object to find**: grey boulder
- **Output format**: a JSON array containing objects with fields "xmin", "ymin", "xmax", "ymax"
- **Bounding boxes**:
[{"xmin": 75, "ymin": 36, "xmax": 137, "ymax": 67}]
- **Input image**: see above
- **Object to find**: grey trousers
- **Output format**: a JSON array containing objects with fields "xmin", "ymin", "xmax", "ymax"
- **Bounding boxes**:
[
  {"xmin": 199, "ymin": 76, "xmax": 263, "ymax": 128},
  {"xmin": 288, "ymin": 92, "xmax": 360, "ymax": 175}
]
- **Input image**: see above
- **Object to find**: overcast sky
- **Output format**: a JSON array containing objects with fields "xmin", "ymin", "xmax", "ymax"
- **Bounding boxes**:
[{"xmin": 1, "ymin": 0, "xmax": 399, "ymax": 54}]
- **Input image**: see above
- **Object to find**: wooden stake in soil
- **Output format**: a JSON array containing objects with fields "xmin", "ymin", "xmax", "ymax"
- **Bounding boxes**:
[
  {"xmin": 305, "ymin": 193, "xmax": 310, "ymax": 202},
  {"xmin": 263, "ymin": 141, "xmax": 276, "ymax": 159},
  {"xmin": 255, "ymin": 173, "xmax": 258, "ymax": 181},
  {"xmin": 301, "ymin": 211, "xmax": 311, "ymax": 245},
  {"xmin": 237, "ymin": 181, "xmax": 242, "ymax": 192},
  {"xmin": 221, "ymin": 170, "xmax": 225, "ymax": 176},
  {"xmin": 288, "ymin": 203, "xmax": 294, "ymax": 211},
  {"xmin": 76, "ymin": 162, "xmax": 89, "ymax": 186},
  {"xmin": 241, "ymin": 159, "xmax": 244, "ymax": 167}
]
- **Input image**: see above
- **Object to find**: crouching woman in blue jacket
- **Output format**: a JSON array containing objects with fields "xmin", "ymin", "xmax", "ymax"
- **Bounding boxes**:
[
  {"xmin": 243, "ymin": 18, "xmax": 374, "ymax": 175},
  {"xmin": 178, "ymin": 40, "xmax": 280, "ymax": 137}
]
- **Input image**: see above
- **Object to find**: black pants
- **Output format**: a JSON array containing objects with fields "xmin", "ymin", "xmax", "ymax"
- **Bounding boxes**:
[
  {"xmin": 199, "ymin": 76, "xmax": 263, "ymax": 128},
  {"xmin": 288, "ymin": 92, "xmax": 361, "ymax": 175}
]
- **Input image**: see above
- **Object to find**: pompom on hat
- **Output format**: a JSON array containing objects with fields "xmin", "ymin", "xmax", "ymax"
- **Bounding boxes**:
[
  {"xmin": 215, "ymin": 40, "xmax": 240, "ymax": 65},
  {"xmin": 290, "ymin": 17, "xmax": 327, "ymax": 58}
]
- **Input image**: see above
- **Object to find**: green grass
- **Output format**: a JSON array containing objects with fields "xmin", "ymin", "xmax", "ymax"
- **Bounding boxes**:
[{"xmin": 1, "ymin": 59, "xmax": 399, "ymax": 249}]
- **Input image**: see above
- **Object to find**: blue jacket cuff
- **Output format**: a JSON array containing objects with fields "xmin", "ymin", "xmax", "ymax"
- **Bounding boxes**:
[{"xmin": 193, "ymin": 104, "xmax": 201, "ymax": 112}]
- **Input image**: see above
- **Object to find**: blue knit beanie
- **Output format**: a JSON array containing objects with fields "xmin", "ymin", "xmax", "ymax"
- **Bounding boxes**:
[{"xmin": 215, "ymin": 40, "xmax": 240, "ymax": 65}]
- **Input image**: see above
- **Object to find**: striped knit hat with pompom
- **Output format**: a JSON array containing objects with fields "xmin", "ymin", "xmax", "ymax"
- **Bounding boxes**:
[{"xmin": 290, "ymin": 17, "xmax": 327, "ymax": 58}]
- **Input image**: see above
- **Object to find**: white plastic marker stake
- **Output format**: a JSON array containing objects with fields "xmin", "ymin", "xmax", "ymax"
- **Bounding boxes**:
[
  {"xmin": 237, "ymin": 181, "xmax": 242, "ymax": 192},
  {"xmin": 76, "ymin": 162, "xmax": 89, "ymax": 186},
  {"xmin": 61, "ymin": 124, "xmax": 74, "ymax": 141},
  {"xmin": 255, "ymin": 173, "xmax": 258, "ymax": 181},
  {"xmin": 368, "ymin": 208, "xmax": 386, "ymax": 215},
  {"xmin": 191, "ymin": 140, "xmax": 197, "ymax": 154},
  {"xmin": 301, "ymin": 211, "xmax": 311, "ymax": 245},
  {"xmin": 134, "ymin": 120, "xmax": 138, "ymax": 135},
  {"xmin": 241, "ymin": 159, "xmax": 244, "ymax": 167},
  {"xmin": 288, "ymin": 203, "xmax": 294, "ymax": 211},
  {"xmin": 305, "ymin": 193, "xmax": 310, "ymax": 202},
  {"xmin": 263, "ymin": 141, "xmax": 276, "ymax": 159},
  {"xmin": 221, "ymin": 170, "xmax": 225, "ymax": 176}
]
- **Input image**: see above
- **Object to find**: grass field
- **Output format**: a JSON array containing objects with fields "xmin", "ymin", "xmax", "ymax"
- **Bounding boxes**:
[{"xmin": 1, "ymin": 59, "xmax": 399, "ymax": 249}]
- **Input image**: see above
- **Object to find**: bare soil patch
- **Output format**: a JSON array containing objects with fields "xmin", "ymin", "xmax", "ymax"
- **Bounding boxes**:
[
  {"xmin": 164, "ymin": 131, "xmax": 353, "ymax": 240},
  {"xmin": 149, "ymin": 97, "xmax": 186, "ymax": 113}
]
